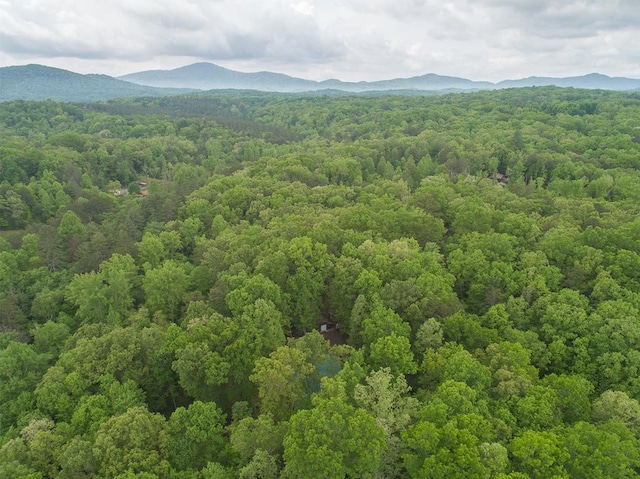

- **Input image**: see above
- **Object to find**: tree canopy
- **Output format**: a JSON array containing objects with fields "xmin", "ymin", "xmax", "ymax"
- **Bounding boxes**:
[{"xmin": 3, "ymin": 87, "xmax": 640, "ymax": 477}]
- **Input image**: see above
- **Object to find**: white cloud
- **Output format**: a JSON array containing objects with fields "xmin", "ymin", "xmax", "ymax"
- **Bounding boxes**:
[
  {"xmin": 0, "ymin": 0, "xmax": 639, "ymax": 81},
  {"xmin": 291, "ymin": 1, "xmax": 314, "ymax": 17}
]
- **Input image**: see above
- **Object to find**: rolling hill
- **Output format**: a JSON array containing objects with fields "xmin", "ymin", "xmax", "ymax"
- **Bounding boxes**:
[{"xmin": 0, "ymin": 64, "xmax": 193, "ymax": 102}]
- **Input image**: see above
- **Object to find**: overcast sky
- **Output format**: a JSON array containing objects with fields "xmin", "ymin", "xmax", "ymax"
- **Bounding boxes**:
[{"xmin": 1, "ymin": 0, "xmax": 639, "ymax": 82}]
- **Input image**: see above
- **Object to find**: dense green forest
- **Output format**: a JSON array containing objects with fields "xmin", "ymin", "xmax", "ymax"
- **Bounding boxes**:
[{"xmin": 3, "ymin": 87, "xmax": 640, "ymax": 478}]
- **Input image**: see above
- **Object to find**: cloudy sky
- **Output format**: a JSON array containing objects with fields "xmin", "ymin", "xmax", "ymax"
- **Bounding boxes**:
[{"xmin": 1, "ymin": 0, "xmax": 639, "ymax": 82}]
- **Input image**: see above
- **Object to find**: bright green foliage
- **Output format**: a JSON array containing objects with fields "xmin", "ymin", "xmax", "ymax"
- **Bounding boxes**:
[
  {"xmin": 326, "ymin": 255, "xmax": 364, "ymax": 324},
  {"xmin": 5, "ymin": 88, "xmax": 640, "ymax": 477},
  {"xmin": 507, "ymin": 385, "xmax": 563, "ymax": 432},
  {"xmin": 282, "ymin": 237, "xmax": 331, "ymax": 331},
  {"xmin": 354, "ymin": 268, "xmax": 383, "ymax": 300},
  {"xmin": 401, "ymin": 403, "xmax": 494, "ymax": 479},
  {"xmin": 250, "ymin": 346, "xmax": 314, "ymax": 421},
  {"xmin": 540, "ymin": 374, "xmax": 593, "ymax": 424},
  {"xmin": 224, "ymin": 298, "xmax": 287, "ymax": 387},
  {"xmin": 426, "ymin": 380, "xmax": 488, "ymax": 419},
  {"xmin": 69, "ymin": 394, "xmax": 111, "ymax": 437},
  {"xmin": 66, "ymin": 253, "xmax": 137, "ymax": 324},
  {"xmin": 225, "ymin": 273, "xmax": 288, "ymax": 319},
  {"xmin": 0, "ymin": 342, "xmax": 50, "ymax": 433},
  {"xmin": 354, "ymin": 368, "xmax": 419, "ymax": 435},
  {"xmin": 442, "ymin": 349, "xmax": 492, "ymax": 392},
  {"xmin": 137, "ymin": 233, "xmax": 166, "ymax": 270},
  {"xmin": 31, "ymin": 320, "xmax": 71, "ymax": 357},
  {"xmin": 353, "ymin": 369, "xmax": 419, "ymax": 478},
  {"xmin": 481, "ymin": 341, "xmax": 538, "ymax": 399},
  {"xmin": 36, "ymin": 326, "xmax": 164, "ymax": 421},
  {"xmin": 361, "ymin": 301, "xmax": 411, "ymax": 347},
  {"xmin": 98, "ymin": 254, "xmax": 138, "ymax": 322},
  {"xmin": 58, "ymin": 436, "xmax": 98, "ymax": 478},
  {"xmin": 592, "ymin": 390, "xmax": 640, "ymax": 435},
  {"xmin": 510, "ymin": 431, "xmax": 569, "ymax": 479},
  {"xmin": 447, "ymin": 236, "xmax": 520, "ymax": 312},
  {"xmin": 238, "ymin": 449, "xmax": 280, "ymax": 479},
  {"xmin": 57, "ymin": 210, "xmax": 85, "ymax": 239},
  {"xmin": 35, "ymin": 367, "xmax": 87, "ymax": 422},
  {"xmin": 201, "ymin": 462, "xmax": 235, "ymax": 479},
  {"xmin": 414, "ymin": 318, "xmax": 444, "ymax": 355},
  {"xmin": 93, "ymin": 406, "xmax": 168, "ymax": 478},
  {"xmin": 532, "ymin": 289, "xmax": 591, "ymax": 374},
  {"xmin": 560, "ymin": 422, "xmax": 640, "ymax": 479},
  {"xmin": 283, "ymin": 396, "xmax": 385, "ymax": 479},
  {"xmin": 65, "ymin": 271, "xmax": 110, "ymax": 324},
  {"xmin": 172, "ymin": 341, "xmax": 229, "ymax": 401},
  {"xmin": 143, "ymin": 260, "xmax": 189, "ymax": 319},
  {"xmin": 0, "ymin": 418, "xmax": 64, "ymax": 478},
  {"xmin": 59, "ymin": 326, "xmax": 159, "ymax": 386},
  {"xmin": 478, "ymin": 442, "xmax": 509, "ymax": 476},
  {"xmin": 368, "ymin": 333, "xmax": 418, "ymax": 376},
  {"xmin": 230, "ymin": 414, "xmax": 288, "ymax": 465},
  {"xmin": 0, "ymin": 189, "xmax": 31, "ymax": 229},
  {"xmin": 164, "ymin": 401, "xmax": 227, "ymax": 471},
  {"xmin": 347, "ymin": 293, "xmax": 371, "ymax": 347},
  {"xmin": 168, "ymin": 311, "xmax": 241, "ymax": 402},
  {"xmin": 441, "ymin": 312, "xmax": 499, "ymax": 351}
]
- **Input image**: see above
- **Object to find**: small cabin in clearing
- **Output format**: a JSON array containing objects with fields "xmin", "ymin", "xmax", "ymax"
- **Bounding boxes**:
[
  {"xmin": 319, "ymin": 322, "xmax": 339, "ymax": 333},
  {"xmin": 489, "ymin": 172, "xmax": 508, "ymax": 187}
]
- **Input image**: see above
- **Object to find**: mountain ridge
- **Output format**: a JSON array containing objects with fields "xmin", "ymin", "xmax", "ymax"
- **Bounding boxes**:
[
  {"xmin": 119, "ymin": 62, "xmax": 640, "ymax": 93},
  {"xmin": 2, "ymin": 63, "xmax": 640, "ymax": 103},
  {"xmin": 119, "ymin": 63, "xmax": 497, "ymax": 92},
  {"xmin": 0, "ymin": 64, "xmax": 195, "ymax": 102}
]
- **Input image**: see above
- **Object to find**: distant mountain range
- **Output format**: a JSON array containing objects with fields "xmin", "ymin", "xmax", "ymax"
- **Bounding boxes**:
[
  {"xmin": 119, "ymin": 63, "xmax": 640, "ymax": 93},
  {"xmin": 118, "ymin": 62, "xmax": 500, "ymax": 93},
  {"xmin": 496, "ymin": 73, "xmax": 640, "ymax": 91},
  {"xmin": 2, "ymin": 63, "xmax": 640, "ymax": 103}
]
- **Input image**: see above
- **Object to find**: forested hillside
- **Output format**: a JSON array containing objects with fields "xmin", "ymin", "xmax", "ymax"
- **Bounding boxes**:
[
  {"xmin": 0, "ymin": 65, "xmax": 194, "ymax": 103},
  {"xmin": 2, "ymin": 87, "xmax": 640, "ymax": 478}
]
